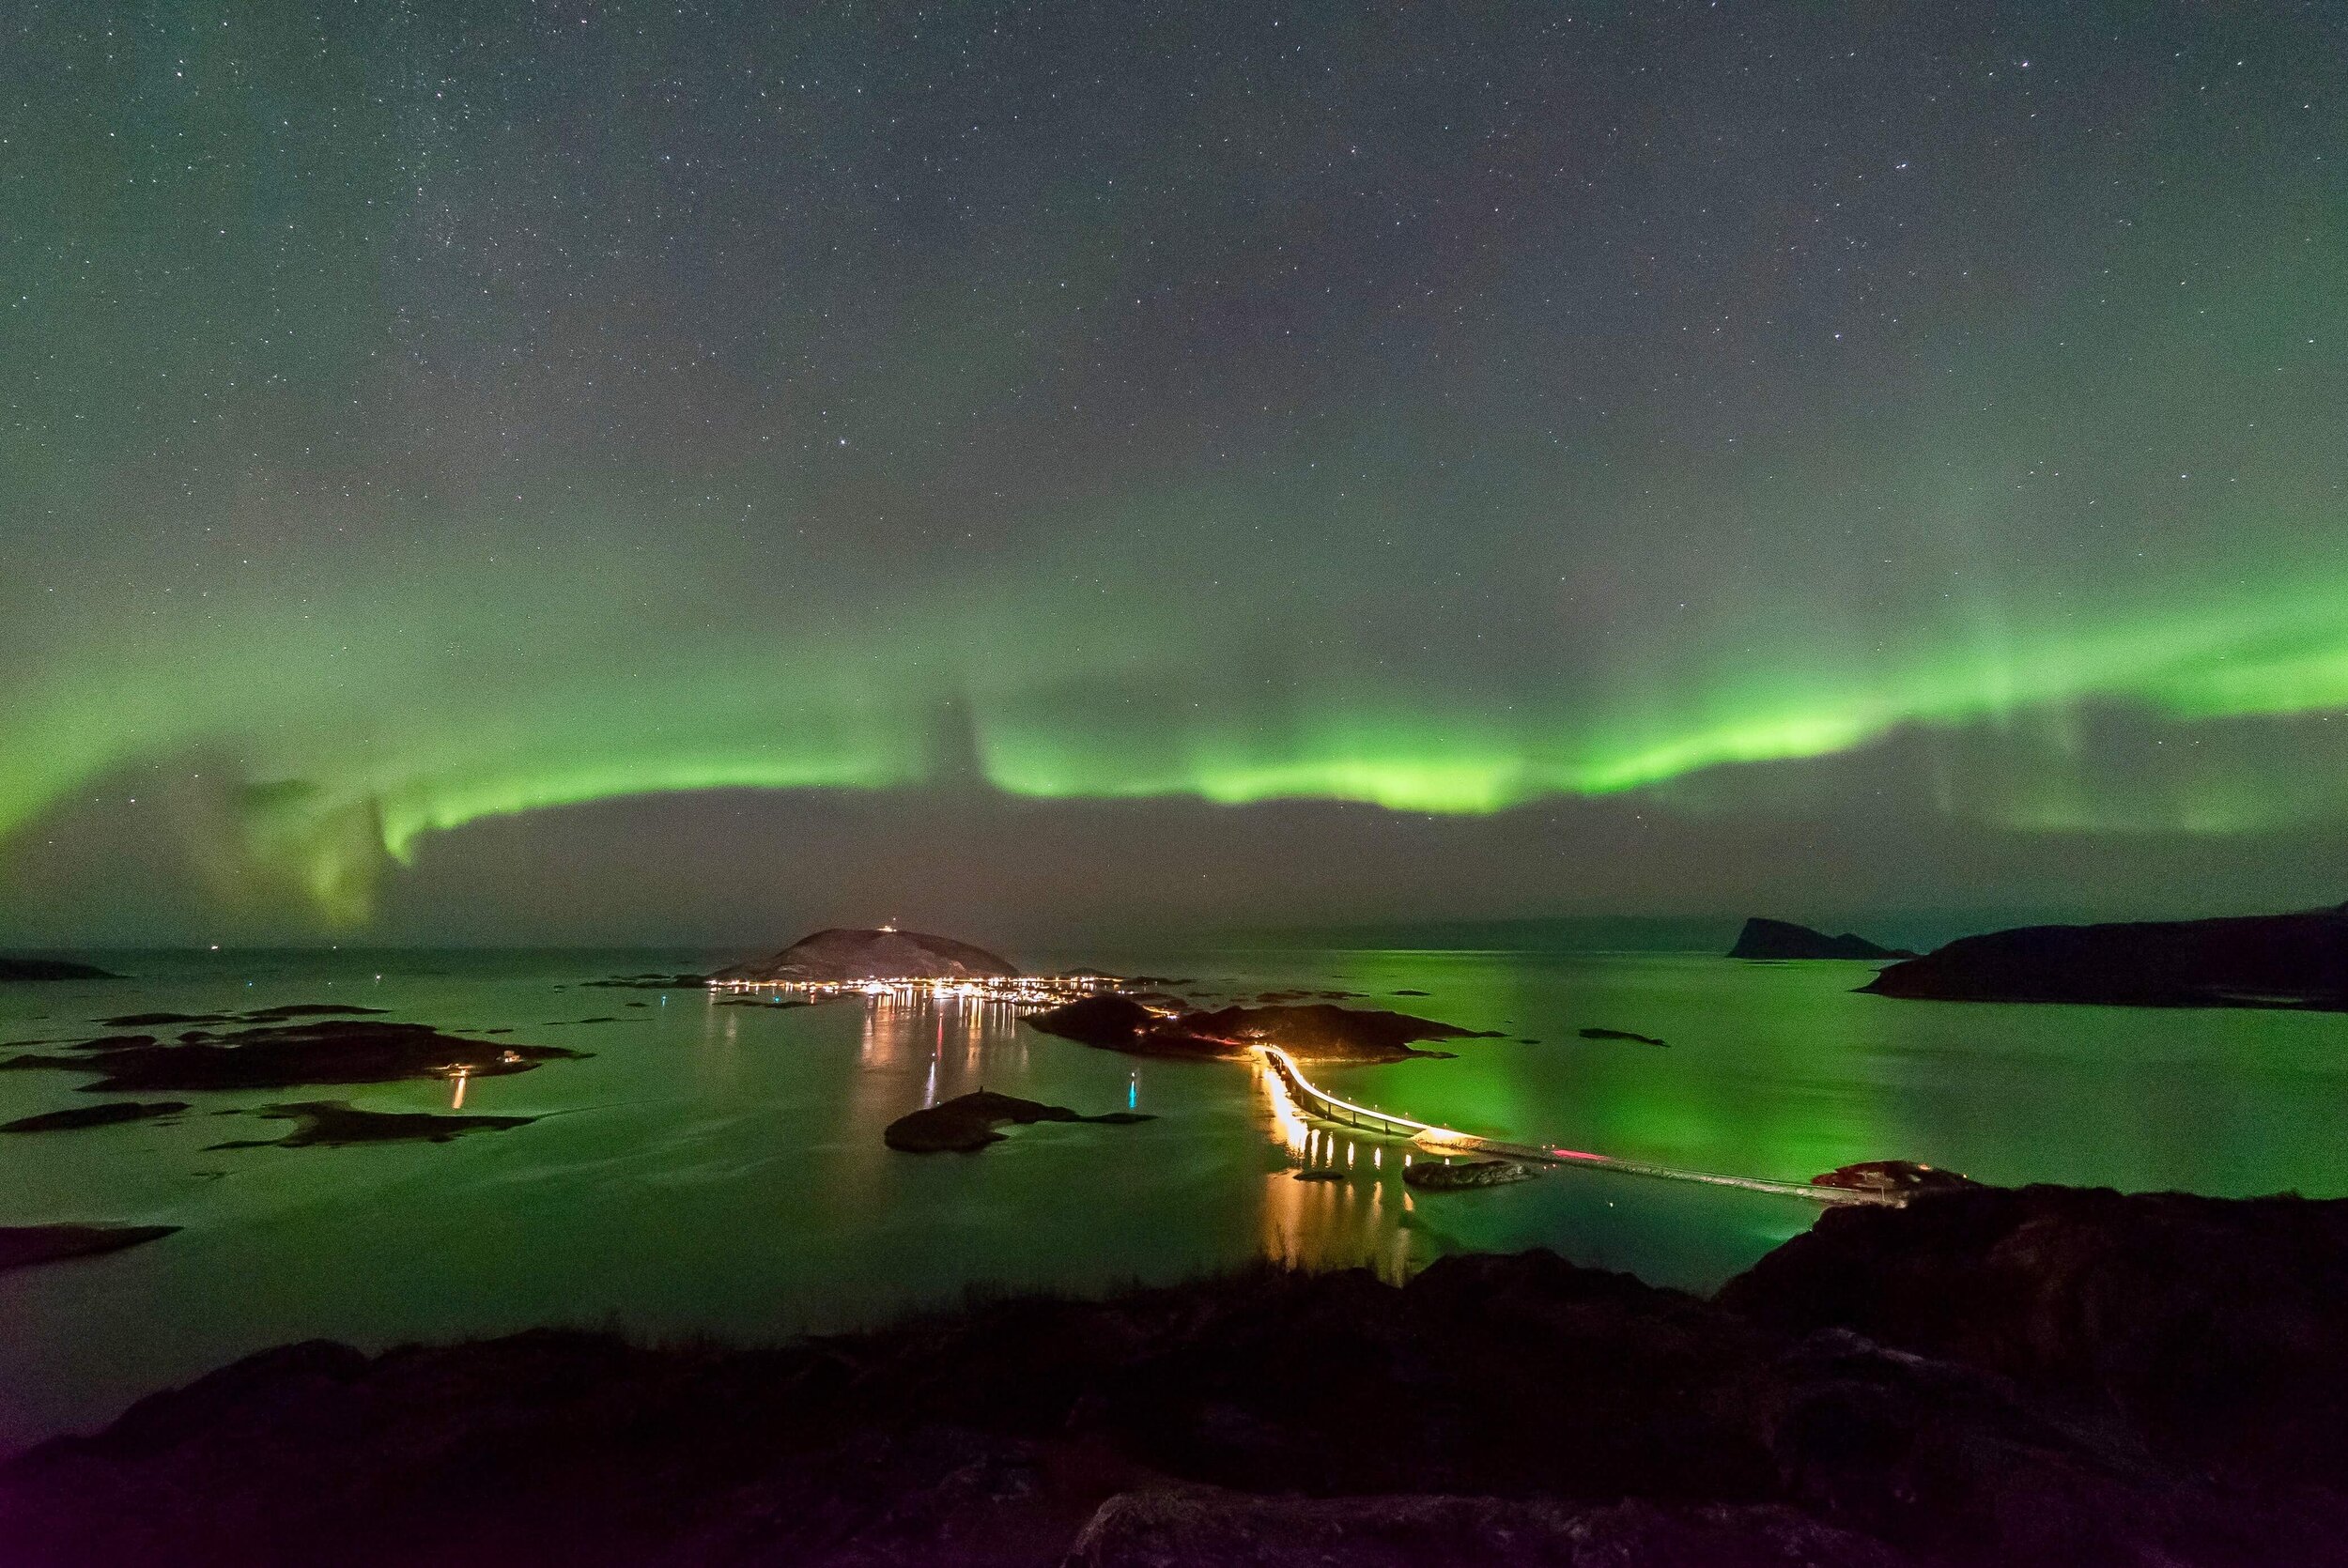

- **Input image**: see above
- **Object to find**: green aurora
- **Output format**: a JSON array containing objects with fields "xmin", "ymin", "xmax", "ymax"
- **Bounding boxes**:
[
  {"xmin": 4, "ymin": 2, "xmax": 2346, "ymax": 926},
  {"xmin": 11, "ymin": 509, "xmax": 2348, "ymax": 923}
]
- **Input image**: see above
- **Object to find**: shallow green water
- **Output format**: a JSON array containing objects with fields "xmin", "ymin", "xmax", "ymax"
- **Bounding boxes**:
[{"xmin": 2, "ymin": 945, "xmax": 2343, "ymax": 1452}]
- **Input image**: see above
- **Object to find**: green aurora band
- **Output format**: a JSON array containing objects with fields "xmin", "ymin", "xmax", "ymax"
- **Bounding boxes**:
[
  {"xmin": 7, "ymin": 2, "xmax": 2347, "ymax": 924},
  {"xmin": 9, "ymin": 515, "xmax": 2348, "ymax": 923}
]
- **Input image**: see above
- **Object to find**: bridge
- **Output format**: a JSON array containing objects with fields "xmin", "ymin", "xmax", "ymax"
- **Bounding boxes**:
[{"xmin": 1254, "ymin": 1044, "xmax": 1900, "ymax": 1207}]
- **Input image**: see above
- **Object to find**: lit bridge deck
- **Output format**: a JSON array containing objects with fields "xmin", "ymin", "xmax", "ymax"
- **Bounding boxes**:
[{"xmin": 1254, "ymin": 1044, "xmax": 1899, "ymax": 1207}]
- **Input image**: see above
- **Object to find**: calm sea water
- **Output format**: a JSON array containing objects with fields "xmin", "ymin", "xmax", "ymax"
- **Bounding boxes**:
[{"xmin": 3, "ymin": 944, "xmax": 2344, "ymax": 1453}]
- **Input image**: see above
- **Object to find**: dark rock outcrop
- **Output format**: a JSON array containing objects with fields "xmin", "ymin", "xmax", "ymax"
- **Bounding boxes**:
[
  {"xmin": 1026, "ymin": 996, "xmax": 1496, "ymax": 1064},
  {"xmin": 239, "ymin": 1004, "xmax": 389, "ymax": 1021},
  {"xmin": 1731, "ymin": 918, "xmax": 1916, "ymax": 961},
  {"xmin": 1580, "ymin": 1026, "xmax": 1668, "ymax": 1046},
  {"xmin": 1809, "ymin": 1161, "xmax": 1978, "ymax": 1197},
  {"xmin": 2, "ymin": 1100, "xmax": 188, "ymax": 1134},
  {"xmin": 1861, "ymin": 904, "xmax": 2348, "ymax": 1009},
  {"xmin": 0, "ymin": 1223, "xmax": 177, "ymax": 1276},
  {"xmin": 0, "ymin": 957, "xmax": 121, "ymax": 982},
  {"xmin": 208, "ymin": 1101, "xmax": 538, "ymax": 1149},
  {"xmin": 13, "ymin": 1191, "xmax": 2348, "ymax": 1564},
  {"xmin": 1401, "ymin": 1157, "xmax": 1539, "ymax": 1191},
  {"xmin": 1066, "ymin": 1491, "xmax": 1908, "ymax": 1567},
  {"xmin": 712, "ymin": 928, "xmax": 1017, "ymax": 984},
  {"xmin": 1019, "ymin": 994, "xmax": 1164, "ymax": 1048},
  {"xmin": 1719, "ymin": 1183, "xmax": 2348, "ymax": 1490},
  {"xmin": 581, "ymin": 973, "xmax": 709, "ymax": 990},
  {"xmin": 883, "ymin": 1090, "xmax": 1151, "ymax": 1153},
  {"xmin": 0, "ymin": 1020, "xmax": 579, "ymax": 1092}
]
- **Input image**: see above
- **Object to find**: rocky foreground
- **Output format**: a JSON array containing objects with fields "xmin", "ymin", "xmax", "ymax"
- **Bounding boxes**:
[{"xmin": 9, "ymin": 1183, "xmax": 2348, "ymax": 1565}]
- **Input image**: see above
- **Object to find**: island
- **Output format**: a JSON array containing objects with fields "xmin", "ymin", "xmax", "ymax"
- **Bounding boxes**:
[
  {"xmin": 1727, "ymin": 916, "xmax": 1915, "ymax": 961},
  {"xmin": 1026, "ymin": 994, "xmax": 1499, "ymax": 1063},
  {"xmin": 711, "ymin": 926, "xmax": 1019, "ymax": 984},
  {"xmin": 1, "ymin": 1101, "xmax": 188, "ymax": 1134},
  {"xmin": 1578, "ymin": 1026, "xmax": 1667, "ymax": 1047},
  {"xmin": 704, "ymin": 925, "xmax": 1114, "ymax": 1007},
  {"xmin": 1861, "ymin": 902, "xmax": 2348, "ymax": 1009},
  {"xmin": 882, "ymin": 1089, "xmax": 1151, "ymax": 1153},
  {"xmin": 207, "ymin": 1101, "xmax": 538, "ymax": 1149},
  {"xmin": 0, "ymin": 957, "xmax": 122, "ymax": 983},
  {"xmin": 0, "ymin": 1222, "xmax": 177, "ymax": 1276},
  {"xmin": 0, "ymin": 1018, "xmax": 581, "ymax": 1092},
  {"xmin": 1402, "ymin": 1157, "xmax": 1539, "ymax": 1191}
]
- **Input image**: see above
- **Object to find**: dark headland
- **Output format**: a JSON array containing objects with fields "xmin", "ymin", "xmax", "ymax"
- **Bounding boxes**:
[
  {"xmin": 0, "ymin": 1222, "xmax": 178, "ymax": 1277},
  {"xmin": 0, "ymin": 956, "xmax": 122, "ymax": 983},
  {"xmin": 1861, "ymin": 902, "xmax": 2348, "ymax": 1009},
  {"xmin": 1729, "ymin": 917, "xmax": 1916, "ymax": 961},
  {"xmin": 12, "ymin": 1183, "xmax": 2348, "ymax": 1565},
  {"xmin": 711, "ymin": 927, "xmax": 1019, "ymax": 984}
]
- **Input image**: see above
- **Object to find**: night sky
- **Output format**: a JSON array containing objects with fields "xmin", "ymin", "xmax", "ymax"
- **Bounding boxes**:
[{"xmin": 6, "ymin": 3, "xmax": 2347, "ymax": 945}]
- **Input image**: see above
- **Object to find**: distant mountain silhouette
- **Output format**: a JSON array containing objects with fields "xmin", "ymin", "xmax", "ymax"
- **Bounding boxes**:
[
  {"xmin": 1862, "ymin": 903, "xmax": 2348, "ymax": 1009},
  {"xmin": 1728, "ymin": 917, "xmax": 1914, "ymax": 961},
  {"xmin": 711, "ymin": 928, "xmax": 1018, "ymax": 983}
]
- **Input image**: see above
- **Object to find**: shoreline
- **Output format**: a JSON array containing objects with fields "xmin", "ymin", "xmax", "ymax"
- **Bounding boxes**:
[{"xmin": 9, "ymin": 1182, "xmax": 2348, "ymax": 1565}]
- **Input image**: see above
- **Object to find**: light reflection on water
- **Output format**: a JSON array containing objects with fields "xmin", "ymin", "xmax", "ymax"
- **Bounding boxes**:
[
  {"xmin": 3, "ymin": 944, "xmax": 2347, "ymax": 1453},
  {"xmin": 1256, "ymin": 1055, "xmax": 1418, "ymax": 1284}
]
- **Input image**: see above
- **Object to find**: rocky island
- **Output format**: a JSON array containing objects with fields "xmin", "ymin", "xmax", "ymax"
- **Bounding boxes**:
[
  {"xmin": 205, "ymin": 1101, "xmax": 540, "ymax": 1149},
  {"xmin": 0, "ymin": 1223, "xmax": 178, "ymax": 1276},
  {"xmin": 1026, "ymin": 994, "xmax": 1499, "ymax": 1064},
  {"xmin": 882, "ymin": 1090, "xmax": 1152, "ymax": 1153},
  {"xmin": 1579, "ymin": 1026, "xmax": 1668, "ymax": 1046},
  {"xmin": 1, "ymin": 1101, "xmax": 188, "ymax": 1134},
  {"xmin": 0, "ymin": 956, "xmax": 123, "ymax": 982},
  {"xmin": 1728, "ymin": 917, "xmax": 1916, "ymax": 961},
  {"xmin": 1862, "ymin": 902, "xmax": 2348, "ymax": 1009},
  {"xmin": 711, "ymin": 926, "xmax": 1020, "ymax": 985},
  {"xmin": 0, "ymin": 1019, "xmax": 581, "ymax": 1093}
]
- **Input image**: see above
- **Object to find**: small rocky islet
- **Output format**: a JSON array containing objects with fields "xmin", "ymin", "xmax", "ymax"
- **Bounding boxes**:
[
  {"xmin": 1578, "ymin": 1026, "xmax": 1668, "ymax": 1046},
  {"xmin": 1403, "ymin": 1157, "xmax": 1540, "ymax": 1191},
  {"xmin": 205, "ymin": 1101, "xmax": 538, "ymax": 1150},
  {"xmin": 0, "ymin": 957, "xmax": 124, "ymax": 983},
  {"xmin": 1, "ymin": 1101, "xmax": 188, "ymax": 1134},
  {"xmin": 883, "ymin": 1090, "xmax": 1152, "ymax": 1154},
  {"xmin": 0, "ymin": 1223, "xmax": 178, "ymax": 1278}
]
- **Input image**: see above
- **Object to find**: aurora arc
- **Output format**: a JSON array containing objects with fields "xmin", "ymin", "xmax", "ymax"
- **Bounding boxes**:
[
  {"xmin": 10, "ymin": 518, "xmax": 2348, "ymax": 923},
  {"xmin": 6, "ymin": 2, "xmax": 2347, "ymax": 925}
]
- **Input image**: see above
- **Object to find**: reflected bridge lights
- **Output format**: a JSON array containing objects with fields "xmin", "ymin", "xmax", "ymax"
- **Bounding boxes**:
[{"xmin": 1256, "ymin": 1050, "xmax": 1414, "ymax": 1178}]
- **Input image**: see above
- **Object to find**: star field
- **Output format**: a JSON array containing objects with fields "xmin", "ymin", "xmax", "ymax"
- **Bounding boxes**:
[{"xmin": 4, "ymin": 1, "xmax": 2346, "ymax": 937}]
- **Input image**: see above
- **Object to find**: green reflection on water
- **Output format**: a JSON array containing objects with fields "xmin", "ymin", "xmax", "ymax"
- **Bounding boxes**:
[{"xmin": 1, "ymin": 945, "xmax": 2343, "ymax": 1453}]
